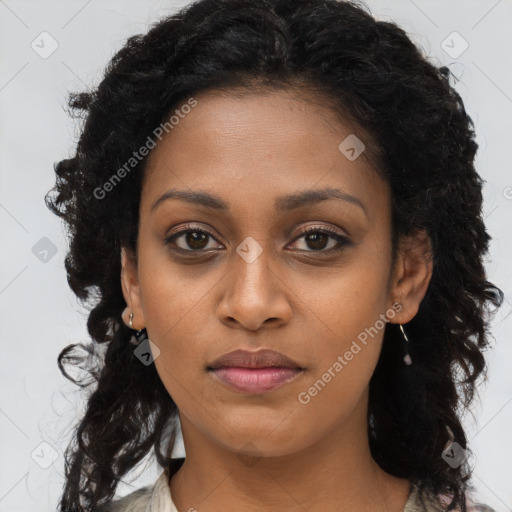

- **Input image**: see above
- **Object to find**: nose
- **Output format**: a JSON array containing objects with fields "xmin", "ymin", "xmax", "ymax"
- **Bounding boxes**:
[{"xmin": 217, "ymin": 244, "xmax": 292, "ymax": 331}]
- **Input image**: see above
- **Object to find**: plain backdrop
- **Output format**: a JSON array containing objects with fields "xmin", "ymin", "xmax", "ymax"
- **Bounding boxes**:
[{"xmin": 0, "ymin": 1, "xmax": 511, "ymax": 511}]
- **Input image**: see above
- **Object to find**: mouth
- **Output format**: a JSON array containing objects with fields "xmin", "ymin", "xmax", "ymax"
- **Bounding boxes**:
[{"xmin": 206, "ymin": 348, "xmax": 304, "ymax": 394}]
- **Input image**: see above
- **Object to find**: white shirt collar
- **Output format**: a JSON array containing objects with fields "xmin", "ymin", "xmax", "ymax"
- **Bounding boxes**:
[{"xmin": 144, "ymin": 470, "xmax": 179, "ymax": 512}]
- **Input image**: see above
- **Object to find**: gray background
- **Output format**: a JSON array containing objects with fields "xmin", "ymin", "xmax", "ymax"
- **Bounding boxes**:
[{"xmin": 0, "ymin": 0, "xmax": 511, "ymax": 510}]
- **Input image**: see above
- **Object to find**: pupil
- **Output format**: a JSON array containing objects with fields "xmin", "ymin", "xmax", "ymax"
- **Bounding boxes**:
[
  {"xmin": 187, "ymin": 231, "xmax": 208, "ymax": 249},
  {"xmin": 307, "ymin": 233, "xmax": 327, "ymax": 250}
]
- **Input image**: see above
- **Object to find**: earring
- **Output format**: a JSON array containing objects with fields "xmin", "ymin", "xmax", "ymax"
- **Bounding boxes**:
[
  {"xmin": 399, "ymin": 324, "xmax": 412, "ymax": 366},
  {"xmin": 126, "ymin": 308, "xmax": 147, "ymax": 346}
]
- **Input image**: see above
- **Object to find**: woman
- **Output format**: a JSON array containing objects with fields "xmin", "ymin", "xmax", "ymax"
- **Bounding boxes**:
[{"xmin": 45, "ymin": 0, "xmax": 503, "ymax": 510}]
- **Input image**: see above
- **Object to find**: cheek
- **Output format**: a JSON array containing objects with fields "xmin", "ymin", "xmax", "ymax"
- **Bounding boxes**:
[
  {"xmin": 295, "ymin": 250, "xmax": 391, "ymax": 345},
  {"xmin": 144, "ymin": 286, "xmax": 212, "ymax": 418},
  {"xmin": 137, "ymin": 238, "xmax": 216, "ymax": 336},
  {"xmin": 290, "ymin": 280, "xmax": 388, "ymax": 438},
  {"xmin": 292, "ymin": 249, "xmax": 391, "ymax": 398},
  {"xmin": 136, "ymin": 250, "xmax": 215, "ymax": 389}
]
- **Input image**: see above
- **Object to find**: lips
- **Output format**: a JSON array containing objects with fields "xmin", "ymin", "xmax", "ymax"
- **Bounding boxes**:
[
  {"xmin": 207, "ymin": 349, "xmax": 304, "ymax": 394},
  {"xmin": 207, "ymin": 348, "xmax": 303, "ymax": 370},
  {"xmin": 211, "ymin": 367, "xmax": 301, "ymax": 393}
]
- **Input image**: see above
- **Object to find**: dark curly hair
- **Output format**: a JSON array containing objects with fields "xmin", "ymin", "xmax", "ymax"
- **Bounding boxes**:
[{"xmin": 45, "ymin": 0, "xmax": 504, "ymax": 510}]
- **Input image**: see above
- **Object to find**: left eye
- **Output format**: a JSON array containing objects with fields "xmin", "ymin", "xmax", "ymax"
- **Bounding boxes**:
[{"xmin": 288, "ymin": 227, "xmax": 349, "ymax": 252}]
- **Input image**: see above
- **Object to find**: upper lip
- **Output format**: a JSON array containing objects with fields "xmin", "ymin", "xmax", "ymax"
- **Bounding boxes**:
[{"xmin": 207, "ymin": 349, "xmax": 303, "ymax": 370}]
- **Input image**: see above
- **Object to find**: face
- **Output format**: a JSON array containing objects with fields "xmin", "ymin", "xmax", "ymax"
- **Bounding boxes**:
[{"xmin": 121, "ymin": 87, "xmax": 432, "ymax": 459}]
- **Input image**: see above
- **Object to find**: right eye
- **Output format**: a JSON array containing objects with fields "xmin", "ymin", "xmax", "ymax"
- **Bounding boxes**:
[{"xmin": 164, "ymin": 224, "xmax": 224, "ymax": 252}]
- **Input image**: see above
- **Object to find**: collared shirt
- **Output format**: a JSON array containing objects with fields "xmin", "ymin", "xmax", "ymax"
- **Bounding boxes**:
[{"xmin": 106, "ymin": 458, "xmax": 495, "ymax": 512}]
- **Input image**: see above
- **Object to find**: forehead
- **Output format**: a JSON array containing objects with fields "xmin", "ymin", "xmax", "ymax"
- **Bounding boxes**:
[
  {"xmin": 148, "ymin": 86, "xmax": 373, "ymax": 160},
  {"xmin": 141, "ymin": 87, "xmax": 388, "ymax": 219}
]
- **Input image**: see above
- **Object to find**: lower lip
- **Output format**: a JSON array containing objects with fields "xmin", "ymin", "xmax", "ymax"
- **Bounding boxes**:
[{"xmin": 209, "ymin": 367, "xmax": 302, "ymax": 394}]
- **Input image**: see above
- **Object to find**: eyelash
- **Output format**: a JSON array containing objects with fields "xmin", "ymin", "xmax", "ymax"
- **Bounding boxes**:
[{"xmin": 164, "ymin": 223, "xmax": 350, "ymax": 255}]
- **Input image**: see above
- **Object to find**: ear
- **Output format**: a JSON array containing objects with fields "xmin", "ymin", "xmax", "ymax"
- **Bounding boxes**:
[
  {"xmin": 120, "ymin": 246, "xmax": 146, "ymax": 330},
  {"xmin": 386, "ymin": 229, "xmax": 433, "ymax": 324}
]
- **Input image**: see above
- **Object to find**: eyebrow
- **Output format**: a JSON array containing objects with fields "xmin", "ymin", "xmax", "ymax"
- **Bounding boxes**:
[{"xmin": 150, "ymin": 186, "xmax": 367, "ymax": 216}]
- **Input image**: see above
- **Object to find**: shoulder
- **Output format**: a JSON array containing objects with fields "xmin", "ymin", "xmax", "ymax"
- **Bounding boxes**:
[
  {"xmin": 98, "ymin": 472, "xmax": 167, "ymax": 512},
  {"xmin": 437, "ymin": 489, "xmax": 497, "ymax": 512},
  {"xmin": 102, "ymin": 457, "xmax": 185, "ymax": 512},
  {"xmin": 446, "ymin": 499, "xmax": 498, "ymax": 512},
  {"xmin": 100, "ymin": 484, "xmax": 153, "ymax": 512},
  {"xmin": 406, "ymin": 483, "xmax": 497, "ymax": 512}
]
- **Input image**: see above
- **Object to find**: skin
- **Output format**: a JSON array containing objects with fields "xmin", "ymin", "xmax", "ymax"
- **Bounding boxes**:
[{"xmin": 120, "ymin": 87, "xmax": 433, "ymax": 512}]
